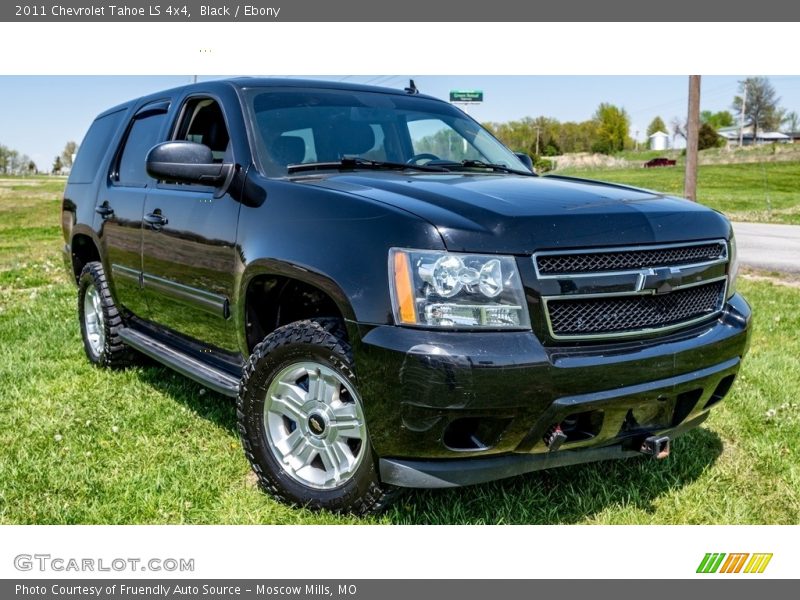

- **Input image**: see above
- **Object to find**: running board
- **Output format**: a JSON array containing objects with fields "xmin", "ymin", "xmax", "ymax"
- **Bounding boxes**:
[{"xmin": 118, "ymin": 328, "xmax": 240, "ymax": 397}]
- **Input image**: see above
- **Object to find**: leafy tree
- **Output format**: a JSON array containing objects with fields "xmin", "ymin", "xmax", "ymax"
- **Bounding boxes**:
[
  {"xmin": 556, "ymin": 121, "xmax": 596, "ymax": 153},
  {"xmin": 486, "ymin": 116, "xmax": 573, "ymax": 156},
  {"xmin": 484, "ymin": 118, "xmax": 537, "ymax": 156},
  {"xmin": 27, "ymin": 160, "xmax": 37, "ymax": 174},
  {"xmin": 646, "ymin": 116, "xmax": 667, "ymax": 136},
  {"xmin": 541, "ymin": 140, "xmax": 561, "ymax": 156},
  {"xmin": 531, "ymin": 116, "xmax": 561, "ymax": 156},
  {"xmin": 61, "ymin": 141, "xmax": 78, "ymax": 168},
  {"xmin": 52, "ymin": 156, "xmax": 63, "ymax": 174},
  {"xmin": 701, "ymin": 110, "xmax": 734, "ymax": 130},
  {"xmin": 732, "ymin": 77, "xmax": 783, "ymax": 142},
  {"xmin": 698, "ymin": 123, "xmax": 722, "ymax": 150},
  {"xmin": 592, "ymin": 103, "xmax": 630, "ymax": 154}
]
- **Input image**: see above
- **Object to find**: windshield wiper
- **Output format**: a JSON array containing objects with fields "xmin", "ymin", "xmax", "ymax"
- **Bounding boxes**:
[
  {"xmin": 432, "ymin": 159, "xmax": 535, "ymax": 176},
  {"xmin": 287, "ymin": 157, "xmax": 449, "ymax": 174}
]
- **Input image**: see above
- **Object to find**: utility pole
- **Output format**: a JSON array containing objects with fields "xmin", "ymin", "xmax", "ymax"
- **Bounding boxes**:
[
  {"xmin": 534, "ymin": 126, "xmax": 541, "ymax": 156},
  {"xmin": 738, "ymin": 80, "xmax": 747, "ymax": 147},
  {"xmin": 684, "ymin": 75, "xmax": 701, "ymax": 202}
]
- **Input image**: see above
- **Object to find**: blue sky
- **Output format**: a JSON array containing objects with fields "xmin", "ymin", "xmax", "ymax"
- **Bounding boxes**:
[{"xmin": 3, "ymin": 75, "xmax": 800, "ymax": 169}]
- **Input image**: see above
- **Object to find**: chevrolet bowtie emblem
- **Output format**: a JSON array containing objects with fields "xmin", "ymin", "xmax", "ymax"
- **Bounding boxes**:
[{"xmin": 637, "ymin": 267, "xmax": 684, "ymax": 294}]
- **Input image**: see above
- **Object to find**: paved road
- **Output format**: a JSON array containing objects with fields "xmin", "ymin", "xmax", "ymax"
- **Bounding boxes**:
[{"xmin": 732, "ymin": 222, "xmax": 800, "ymax": 274}]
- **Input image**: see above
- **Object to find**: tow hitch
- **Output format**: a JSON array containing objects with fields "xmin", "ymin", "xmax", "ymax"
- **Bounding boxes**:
[
  {"xmin": 543, "ymin": 424, "xmax": 568, "ymax": 452},
  {"xmin": 640, "ymin": 435, "xmax": 671, "ymax": 459}
]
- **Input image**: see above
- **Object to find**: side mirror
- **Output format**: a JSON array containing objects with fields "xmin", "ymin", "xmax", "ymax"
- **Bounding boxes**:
[
  {"xmin": 146, "ymin": 141, "xmax": 232, "ymax": 187},
  {"xmin": 515, "ymin": 152, "xmax": 534, "ymax": 172}
]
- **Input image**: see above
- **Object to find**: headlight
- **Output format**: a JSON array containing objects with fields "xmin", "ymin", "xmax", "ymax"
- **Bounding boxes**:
[
  {"xmin": 389, "ymin": 248, "xmax": 530, "ymax": 329},
  {"xmin": 727, "ymin": 234, "xmax": 738, "ymax": 298}
]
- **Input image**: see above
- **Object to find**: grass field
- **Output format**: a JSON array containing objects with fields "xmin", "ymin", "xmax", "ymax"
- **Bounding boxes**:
[
  {"xmin": 556, "ymin": 160, "xmax": 800, "ymax": 225},
  {"xmin": 1, "ymin": 177, "xmax": 799, "ymax": 524}
]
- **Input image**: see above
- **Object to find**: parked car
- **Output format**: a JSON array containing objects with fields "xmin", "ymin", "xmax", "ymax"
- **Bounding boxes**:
[
  {"xmin": 62, "ymin": 78, "xmax": 751, "ymax": 514},
  {"xmin": 644, "ymin": 157, "xmax": 677, "ymax": 168}
]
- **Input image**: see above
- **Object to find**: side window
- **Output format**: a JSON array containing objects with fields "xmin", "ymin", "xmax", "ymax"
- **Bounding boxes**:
[
  {"xmin": 69, "ymin": 110, "xmax": 125, "ymax": 184},
  {"xmin": 173, "ymin": 98, "xmax": 231, "ymax": 162},
  {"xmin": 116, "ymin": 110, "xmax": 168, "ymax": 187}
]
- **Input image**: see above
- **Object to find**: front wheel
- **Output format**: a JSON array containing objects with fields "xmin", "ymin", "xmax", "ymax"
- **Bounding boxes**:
[{"xmin": 237, "ymin": 319, "xmax": 397, "ymax": 514}]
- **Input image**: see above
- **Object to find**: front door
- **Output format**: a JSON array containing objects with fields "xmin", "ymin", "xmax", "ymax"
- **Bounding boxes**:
[{"xmin": 140, "ymin": 96, "xmax": 241, "ymax": 353}]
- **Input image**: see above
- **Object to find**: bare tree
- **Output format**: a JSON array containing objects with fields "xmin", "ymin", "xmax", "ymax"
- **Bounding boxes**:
[
  {"xmin": 670, "ymin": 116, "xmax": 687, "ymax": 145},
  {"xmin": 783, "ymin": 111, "xmax": 800, "ymax": 133},
  {"xmin": 732, "ymin": 77, "xmax": 782, "ymax": 143}
]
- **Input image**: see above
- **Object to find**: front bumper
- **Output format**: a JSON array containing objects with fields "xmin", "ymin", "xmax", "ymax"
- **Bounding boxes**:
[{"xmin": 352, "ymin": 293, "xmax": 751, "ymax": 487}]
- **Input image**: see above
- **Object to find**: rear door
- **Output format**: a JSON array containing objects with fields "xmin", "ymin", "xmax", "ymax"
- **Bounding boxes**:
[
  {"xmin": 140, "ymin": 95, "xmax": 241, "ymax": 353},
  {"xmin": 100, "ymin": 101, "xmax": 169, "ymax": 318}
]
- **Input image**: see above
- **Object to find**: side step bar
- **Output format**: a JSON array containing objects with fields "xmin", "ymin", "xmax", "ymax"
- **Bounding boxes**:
[{"xmin": 118, "ymin": 328, "xmax": 240, "ymax": 397}]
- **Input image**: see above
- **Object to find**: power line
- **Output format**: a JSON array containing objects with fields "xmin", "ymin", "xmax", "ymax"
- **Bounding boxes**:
[{"xmin": 626, "ymin": 81, "xmax": 737, "ymax": 117}]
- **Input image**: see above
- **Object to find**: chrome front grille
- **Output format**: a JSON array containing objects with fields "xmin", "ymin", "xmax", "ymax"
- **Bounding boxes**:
[
  {"xmin": 536, "ymin": 241, "xmax": 727, "ymax": 275},
  {"xmin": 535, "ymin": 240, "xmax": 729, "ymax": 340}
]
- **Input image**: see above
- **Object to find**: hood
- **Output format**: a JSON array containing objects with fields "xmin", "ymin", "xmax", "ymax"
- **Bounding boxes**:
[{"xmin": 302, "ymin": 172, "xmax": 732, "ymax": 254}]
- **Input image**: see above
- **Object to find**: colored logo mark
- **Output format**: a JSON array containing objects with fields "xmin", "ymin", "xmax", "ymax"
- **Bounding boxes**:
[{"xmin": 696, "ymin": 553, "xmax": 773, "ymax": 574}]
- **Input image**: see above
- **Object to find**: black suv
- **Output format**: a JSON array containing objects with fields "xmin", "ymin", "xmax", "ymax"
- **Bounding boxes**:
[{"xmin": 62, "ymin": 78, "xmax": 751, "ymax": 514}]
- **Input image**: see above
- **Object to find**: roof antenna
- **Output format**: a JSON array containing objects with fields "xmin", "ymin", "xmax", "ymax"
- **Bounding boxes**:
[{"xmin": 404, "ymin": 79, "xmax": 419, "ymax": 95}]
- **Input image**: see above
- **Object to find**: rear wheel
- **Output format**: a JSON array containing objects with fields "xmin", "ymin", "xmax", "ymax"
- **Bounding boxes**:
[
  {"xmin": 77, "ymin": 261, "xmax": 133, "ymax": 369},
  {"xmin": 237, "ymin": 319, "xmax": 397, "ymax": 514}
]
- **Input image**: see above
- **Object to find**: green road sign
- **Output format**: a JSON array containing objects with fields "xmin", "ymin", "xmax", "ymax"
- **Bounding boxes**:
[{"xmin": 450, "ymin": 90, "xmax": 484, "ymax": 103}]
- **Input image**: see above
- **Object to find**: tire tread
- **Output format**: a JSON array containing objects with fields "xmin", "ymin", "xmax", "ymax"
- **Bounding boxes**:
[{"xmin": 78, "ymin": 261, "xmax": 135, "ymax": 369}]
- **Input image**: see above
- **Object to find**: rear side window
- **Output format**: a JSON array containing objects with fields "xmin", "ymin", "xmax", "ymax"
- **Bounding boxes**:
[
  {"xmin": 68, "ymin": 110, "xmax": 125, "ymax": 184},
  {"xmin": 116, "ymin": 109, "xmax": 168, "ymax": 187}
]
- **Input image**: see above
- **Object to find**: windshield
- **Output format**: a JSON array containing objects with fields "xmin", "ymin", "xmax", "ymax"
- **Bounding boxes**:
[{"xmin": 243, "ymin": 87, "xmax": 528, "ymax": 177}]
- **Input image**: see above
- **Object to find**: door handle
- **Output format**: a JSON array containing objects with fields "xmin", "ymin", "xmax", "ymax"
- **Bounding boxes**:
[
  {"xmin": 95, "ymin": 202, "xmax": 114, "ymax": 219},
  {"xmin": 143, "ymin": 211, "xmax": 168, "ymax": 230}
]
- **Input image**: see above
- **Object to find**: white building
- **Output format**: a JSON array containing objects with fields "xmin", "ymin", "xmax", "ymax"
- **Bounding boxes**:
[
  {"xmin": 717, "ymin": 126, "xmax": 791, "ymax": 146},
  {"xmin": 648, "ymin": 131, "xmax": 669, "ymax": 151}
]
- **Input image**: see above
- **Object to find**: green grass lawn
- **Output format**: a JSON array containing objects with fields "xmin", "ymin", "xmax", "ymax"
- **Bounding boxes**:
[
  {"xmin": 556, "ymin": 161, "xmax": 800, "ymax": 225},
  {"xmin": 1, "ymin": 178, "xmax": 799, "ymax": 524}
]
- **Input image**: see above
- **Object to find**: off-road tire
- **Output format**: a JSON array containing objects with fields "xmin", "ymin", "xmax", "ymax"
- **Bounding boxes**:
[
  {"xmin": 77, "ymin": 261, "xmax": 134, "ymax": 369},
  {"xmin": 237, "ymin": 319, "xmax": 399, "ymax": 515}
]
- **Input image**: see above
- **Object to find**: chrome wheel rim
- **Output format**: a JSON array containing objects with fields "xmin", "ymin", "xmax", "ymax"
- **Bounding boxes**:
[
  {"xmin": 264, "ymin": 361, "xmax": 367, "ymax": 490},
  {"xmin": 83, "ymin": 285, "xmax": 105, "ymax": 357}
]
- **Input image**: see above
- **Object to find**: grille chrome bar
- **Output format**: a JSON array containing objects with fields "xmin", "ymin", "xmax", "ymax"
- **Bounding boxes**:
[{"xmin": 534, "ymin": 239, "xmax": 730, "ymax": 341}]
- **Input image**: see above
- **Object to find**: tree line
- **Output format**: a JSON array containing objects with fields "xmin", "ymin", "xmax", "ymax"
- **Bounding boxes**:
[
  {"xmin": 483, "ymin": 103, "xmax": 632, "ymax": 158},
  {"xmin": 0, "ymin": 141, "xmax": 78, "ymax": 175},
  {"xmin": 0, "ymin": 144, "xmax": 37, "ymax": 175},
  {"xmin": 483, "ymin": 76, "xmax": 796, "ymax": 158}
]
